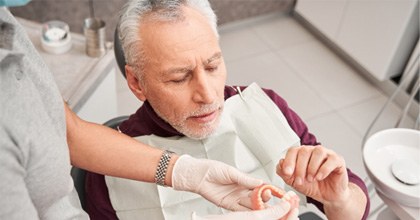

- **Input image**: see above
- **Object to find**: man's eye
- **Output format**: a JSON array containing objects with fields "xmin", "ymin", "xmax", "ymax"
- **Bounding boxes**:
[
  {"xmin": 171, "ymin": 77, "xmax": 187, "ymax": 84},
  {"xmin": 206, "ymin": 66, "xmax": 218, "ymax": 72}
]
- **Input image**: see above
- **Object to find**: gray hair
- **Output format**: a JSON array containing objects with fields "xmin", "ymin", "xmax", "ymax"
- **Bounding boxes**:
[{"xmin": 118, "ymin": 0, "xmax": 219, "ymax": 78}]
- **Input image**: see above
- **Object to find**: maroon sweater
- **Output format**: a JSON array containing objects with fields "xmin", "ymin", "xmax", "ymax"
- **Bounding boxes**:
[{"xmin": 85, "ymin": 86, "xmax": 370, "ymax": 219}]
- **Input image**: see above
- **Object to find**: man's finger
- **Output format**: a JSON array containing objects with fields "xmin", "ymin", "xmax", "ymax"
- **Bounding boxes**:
[
  {"xmin": 316, "ymin": 154, "xmax": 345, "ymax": 181},
  {"xmin": 281, "ymin": 147, "xmax": 299, "ymax": 177},
  {"xmin": 306, "ymin": 145, "xmax": 327, "ymax": 182},
  {"xmin": 294, "ymin": 146, "xmax": 313, "ymax": 185}
]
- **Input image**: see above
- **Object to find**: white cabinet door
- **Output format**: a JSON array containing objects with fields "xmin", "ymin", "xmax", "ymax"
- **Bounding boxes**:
[
  {"xmin": 295, "ymin": 0, "xmax": 419, "ymax": 81},
  {"xmin": 336, "ymin": 0, "xmax": 418, "ymax": 81},
  {"xmin": 295, "ymin": 0, "xmax": 347, "ymax": 40}
]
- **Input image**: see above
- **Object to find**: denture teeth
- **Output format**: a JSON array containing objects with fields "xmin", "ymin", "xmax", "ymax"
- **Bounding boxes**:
[{"xmin": 251, "ymin": 185, "xmax": 300, "ymax": 210}]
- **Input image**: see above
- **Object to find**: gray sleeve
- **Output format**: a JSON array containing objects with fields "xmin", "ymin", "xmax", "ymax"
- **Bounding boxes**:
[{"xmin": 0, "ymin": 126, "xmax": 39, "ymax": 220}]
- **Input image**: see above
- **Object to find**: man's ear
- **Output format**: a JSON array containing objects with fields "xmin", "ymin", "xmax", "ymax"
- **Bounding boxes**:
[{"xmin": 125, "ymin": 65, "xmax": 147, "ymax": 101}]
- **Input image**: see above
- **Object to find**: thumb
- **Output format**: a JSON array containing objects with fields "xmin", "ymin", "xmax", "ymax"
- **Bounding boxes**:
[{"xmin": 227, "ymin": 166, "xmax": 263, "ymax": 188}]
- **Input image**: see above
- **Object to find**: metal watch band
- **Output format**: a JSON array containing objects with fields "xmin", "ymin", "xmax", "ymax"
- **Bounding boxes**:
[{"xmin": 155, "ymin": 150, "xmax": 174, "ymax": 186}]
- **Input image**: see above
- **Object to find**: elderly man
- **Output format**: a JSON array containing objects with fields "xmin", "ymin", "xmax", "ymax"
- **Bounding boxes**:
[{"xmin": 86, "ymin": 0, "xmax": 370, "ymax": 219}]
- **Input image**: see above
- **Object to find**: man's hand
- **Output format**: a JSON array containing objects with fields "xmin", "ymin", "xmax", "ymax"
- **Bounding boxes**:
[
  {"xmin": 171, "ymin": 155, "xmax": 263, "ymax": 211},
  {"xmin": 276, "ymin": 145, "xmax": 350, "ymax": 206},
  {"xmin": 276, "ymin": 145, "xmax": 368, "ymax": 220},
  {"xmin": 193, "ymin": 200, "xmax": 299, "ymax": 220}
]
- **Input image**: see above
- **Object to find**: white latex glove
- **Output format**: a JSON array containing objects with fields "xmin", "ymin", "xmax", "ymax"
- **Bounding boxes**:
[
  {"xmin": 172, "ymin": 155, "xmax": 263, "ymax": 211},
  {"xmin": 192, "ymin": 201, "xmax": 299, "ymax": 220}
]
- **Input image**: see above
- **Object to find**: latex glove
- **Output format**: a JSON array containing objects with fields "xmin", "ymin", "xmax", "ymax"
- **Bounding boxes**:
[
  {"xmin": 172, "ymin": 155, "xmax": 263, "ymax": 211},
  {"xmin": 192, "ymin": 200, "xmax": 299, "ymax": 220}
]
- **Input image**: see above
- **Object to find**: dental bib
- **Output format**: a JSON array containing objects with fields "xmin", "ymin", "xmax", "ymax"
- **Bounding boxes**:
[{"xmin": 105, "ymin": 83, "xmax": 301, "ymax": 220}]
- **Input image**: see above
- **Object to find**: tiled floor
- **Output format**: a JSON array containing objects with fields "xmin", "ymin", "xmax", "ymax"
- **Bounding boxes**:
[{"xmin": 114, "ymin": 12, "xmax": 415, "ymax": 220}]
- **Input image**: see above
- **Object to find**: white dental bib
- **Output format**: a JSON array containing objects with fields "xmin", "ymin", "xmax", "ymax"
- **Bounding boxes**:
[{"xmin": 105, "ymin": 83, "xmax": 301, "ymax": 219}]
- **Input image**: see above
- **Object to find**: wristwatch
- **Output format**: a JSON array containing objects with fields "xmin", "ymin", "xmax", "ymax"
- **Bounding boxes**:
[{"xmin": 155, "ymin": 150, "xmax": 175, "ymax": 186}]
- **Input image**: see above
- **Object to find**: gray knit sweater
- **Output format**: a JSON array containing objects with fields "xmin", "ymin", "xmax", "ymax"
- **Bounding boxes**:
[{"xmin": 0, "ymin": 8, "xmax": 88, "ymax": 220}]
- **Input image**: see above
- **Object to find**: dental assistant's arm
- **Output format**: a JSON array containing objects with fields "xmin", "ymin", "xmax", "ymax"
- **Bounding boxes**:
[
  {"xmin": 64, "ymin": 102, "xmax": 264, "ymax": 211},
  {"xmin": 65, "ymin": 102, "xmax": 177, "ymax": 185}
]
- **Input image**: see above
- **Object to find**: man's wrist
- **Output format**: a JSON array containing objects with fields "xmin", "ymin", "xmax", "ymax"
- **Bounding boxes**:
[
  {"xmin": 324, "ymin": 183, "xmax": 366, "ymax": 220},
  {"xmin": 324, "ymin": 184, "xmax": 352, "ymax": 209}
]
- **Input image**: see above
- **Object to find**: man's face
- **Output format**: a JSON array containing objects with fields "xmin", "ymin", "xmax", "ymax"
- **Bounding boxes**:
[{"xmin": 127, "ymin": 7, "xmax": 227, "ymax": 139}]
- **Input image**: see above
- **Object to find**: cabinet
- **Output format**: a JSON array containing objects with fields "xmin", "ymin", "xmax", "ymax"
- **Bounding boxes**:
[{"xmin": 295, "ymin": 0, "xmax": 419, "ymax": 81}]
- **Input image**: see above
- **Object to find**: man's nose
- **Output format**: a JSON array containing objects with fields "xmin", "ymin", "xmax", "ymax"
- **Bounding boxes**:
[{"xmin": 192, "ymin": 71, "xmax": 216, "ymax": 104}]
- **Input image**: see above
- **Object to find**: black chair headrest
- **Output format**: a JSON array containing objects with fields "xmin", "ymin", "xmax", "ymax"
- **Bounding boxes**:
[{"xmin": 114, "ymin": 27, "xmax": 127, "ymax": 78}]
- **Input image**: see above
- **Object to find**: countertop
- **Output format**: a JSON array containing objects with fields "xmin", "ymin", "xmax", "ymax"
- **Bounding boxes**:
[{"xmin": 17, "ymin": 17, "xmax": 115, "ymax": 113}]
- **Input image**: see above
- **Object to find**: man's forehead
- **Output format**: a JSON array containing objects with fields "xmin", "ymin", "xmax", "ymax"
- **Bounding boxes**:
[{"xmin": 138, "ymin": 6, "xmax": 221, "ymax": 75}]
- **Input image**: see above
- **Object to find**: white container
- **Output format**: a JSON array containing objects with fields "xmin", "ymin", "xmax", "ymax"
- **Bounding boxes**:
[{"xmin": 41, "ymin": 20, "xmax": 72, "ymax": 54}]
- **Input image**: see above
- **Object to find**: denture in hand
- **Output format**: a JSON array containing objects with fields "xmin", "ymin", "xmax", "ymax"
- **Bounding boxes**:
[{"xmin": 251, "ymin": 184, "xmax": 300, "ymax": 210}]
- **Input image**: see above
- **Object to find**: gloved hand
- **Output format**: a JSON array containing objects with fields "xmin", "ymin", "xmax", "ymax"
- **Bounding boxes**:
[
  {"xmin": 192, "ymin": 200, "xmax": 299, "ymax": 220},
  {"xmin": 172, "ymin": 155, "xmax": 263, "ymax": 211}
]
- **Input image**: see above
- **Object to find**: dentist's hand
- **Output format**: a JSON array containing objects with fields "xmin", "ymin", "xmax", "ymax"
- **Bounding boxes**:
[
  {"xmin": 193, "ymin": 200, "xmax": 299, "ymax": 220},
  {"xmin": 171, "ymin": 155, "xmax": 263, "ymax": 211}
]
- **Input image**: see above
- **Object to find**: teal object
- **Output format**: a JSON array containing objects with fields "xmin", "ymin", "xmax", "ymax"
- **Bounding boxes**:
[{"xmin": 0, "ymin": 0, "xmax": 31, "ymax": 7}]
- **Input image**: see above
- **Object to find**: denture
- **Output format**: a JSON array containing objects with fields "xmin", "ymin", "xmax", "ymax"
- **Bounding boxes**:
[{"xmin": 251, "ymin": 184, "xmax": 300, "ymax": 210}]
